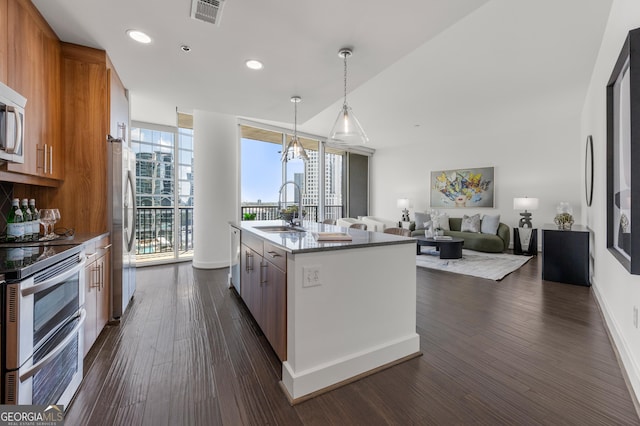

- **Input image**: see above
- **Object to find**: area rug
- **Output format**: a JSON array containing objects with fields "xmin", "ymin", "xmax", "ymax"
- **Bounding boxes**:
[{"xmin": 416, "ymin": 248, "xmax": 532, "ymax": 281}]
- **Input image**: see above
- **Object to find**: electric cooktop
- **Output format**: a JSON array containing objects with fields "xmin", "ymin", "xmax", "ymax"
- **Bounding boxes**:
[{"xmin": 0, "ymin": 244, "xmax": 82, "ymax": 281}]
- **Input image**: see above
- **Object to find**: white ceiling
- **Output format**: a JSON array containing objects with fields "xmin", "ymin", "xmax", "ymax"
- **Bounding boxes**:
[{"xmin": 33, "ymin": 0, "xmax": 612, "ymax": 149}]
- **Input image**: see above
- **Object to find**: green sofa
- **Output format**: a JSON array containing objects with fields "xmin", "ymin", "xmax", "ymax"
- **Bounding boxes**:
[{"xmin": 411, "ymin": 217, "xmax": 510, "ymax": 253}]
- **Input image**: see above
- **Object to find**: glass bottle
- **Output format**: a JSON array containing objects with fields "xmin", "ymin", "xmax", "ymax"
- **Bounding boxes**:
[
  {"xmin": 29, "ymin": 199, "xmax": 39, "ymax": 240},
  {"xmin": 7, "ymin": 198, "xmax": 24, "ymax": 242},
  {"xmin": 20, "ymin": 199, "xmax": 32, "ymax": 241}
]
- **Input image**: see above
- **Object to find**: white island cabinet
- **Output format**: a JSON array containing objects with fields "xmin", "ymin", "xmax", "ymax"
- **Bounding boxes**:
[{"xmin": 238, "ymin": 220, "xmax": 420, "ymax": 403}]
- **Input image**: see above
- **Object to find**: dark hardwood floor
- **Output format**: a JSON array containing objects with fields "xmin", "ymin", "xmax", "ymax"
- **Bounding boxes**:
[{"xmin": 66, "ymin": 256, "xmax": 640, "ymax": 425}]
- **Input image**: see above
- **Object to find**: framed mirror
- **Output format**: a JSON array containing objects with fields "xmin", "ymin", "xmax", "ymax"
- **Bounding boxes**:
[
  {"xmin": 585, "ymin": 135, "xmax": 594, "ymax": 207},
  {"xmin": 607, "ymin": 27, "xmax": 640, "ymax": 274}
]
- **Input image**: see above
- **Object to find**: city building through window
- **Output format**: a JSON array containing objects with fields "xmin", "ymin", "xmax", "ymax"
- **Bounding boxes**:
[
  {"xmin": 131, "ymin": 114, "xmax": 194, "ymax": 263},
  {"xmin": 240, "ymin": 124, "xmax": 346, "ymax": 222}
]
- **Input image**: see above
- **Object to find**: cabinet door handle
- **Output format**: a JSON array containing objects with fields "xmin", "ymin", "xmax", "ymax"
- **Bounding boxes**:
[
  {"xmin": 260, "ymin": 262, "xmax": 268, "ymax": 285},
  {"xmin": 43, "ymin": 144, "xmax": 48, "ymax": 174},
  {"xmin": 266, "ymin": 251, "xmax": 281, "ymax": 258},
  {"xmin": 49, "ymin": 145, "xmax": 53, "ymax": 175},
  {"xmin": 90, "ymin": 265, "xmax": 100, "ymax": 289},
  {"xmin": 245, "ymin": 251, "xmax": 253, "ymax": 271}
]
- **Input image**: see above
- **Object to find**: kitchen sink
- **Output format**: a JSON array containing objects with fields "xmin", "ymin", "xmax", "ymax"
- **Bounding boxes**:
[{"xmin": 253, "ymin": 225, "xmax": 306, "ymax": 233}]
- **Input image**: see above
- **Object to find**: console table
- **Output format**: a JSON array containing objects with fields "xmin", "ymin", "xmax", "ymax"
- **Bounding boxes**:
[{"xmin": 542, "ymin": 225, "xmax": 590, "ymax": 286}]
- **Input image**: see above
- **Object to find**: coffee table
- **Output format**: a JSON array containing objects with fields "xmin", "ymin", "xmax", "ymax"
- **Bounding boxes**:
[{"xmin": 415, "ymin": 236, "xmax": 464, "ymax": 259}]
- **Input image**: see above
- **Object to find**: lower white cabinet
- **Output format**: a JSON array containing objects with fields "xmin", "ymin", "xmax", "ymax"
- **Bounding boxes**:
[{"xmin": 83, "ymin": 235, "xmax": 112, "ymax": 357}]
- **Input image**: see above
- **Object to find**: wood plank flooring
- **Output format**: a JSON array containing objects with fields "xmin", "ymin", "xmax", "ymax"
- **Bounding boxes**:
[{"xmin": 65, "ymin": 256, "xmax": 640, "ymax": 425}]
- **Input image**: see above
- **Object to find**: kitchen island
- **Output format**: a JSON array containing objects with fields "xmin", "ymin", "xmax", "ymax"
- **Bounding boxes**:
[{"xmin": 236, "ymin": 220, "xmax": 420, "ymax": 403}]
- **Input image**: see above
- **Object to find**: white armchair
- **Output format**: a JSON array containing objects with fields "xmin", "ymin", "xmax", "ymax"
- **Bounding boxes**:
[
  {"xmin": 336, "ymin": 218, "xmax": 366, "ymax": 229},
  {"xmin": 361, "ymin": 216, "xmax": 398, "ymax": 233}
]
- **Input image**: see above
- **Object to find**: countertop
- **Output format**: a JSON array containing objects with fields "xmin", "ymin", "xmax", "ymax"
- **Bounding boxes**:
[
  {"xmin": 235, "ymin": 220, "xmax": 415, "ymax": 254},
  {"xmin": 0, "ymin": 232, "xmax": 110, "ymax": 280},
  {"xmin": 0, "ymin": 231, "xmax": 109, "ymax": 248}
]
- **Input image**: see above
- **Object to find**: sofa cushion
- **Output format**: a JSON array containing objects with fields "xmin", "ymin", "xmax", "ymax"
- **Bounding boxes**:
[
  {"xmin": 448, "ymin": 217, "xmax": 462, "ymax": 231},
  {"xmin": 444, "ymin": 230, "xmax": 506, "ymax": 253},
  {"xmin": 461, "ymin": 214, "xmax": 481, "ymax": 233},
  {"xmin": 481, "ymin": 214, "xmax": 501, "ymax": 235},
  {"xmin": 414, "ymin": 212, "xmax": 431, "ymax": 228},
  {"xmin": 433, "ymin": 213, "xmax": 450, "ymax": 230}
]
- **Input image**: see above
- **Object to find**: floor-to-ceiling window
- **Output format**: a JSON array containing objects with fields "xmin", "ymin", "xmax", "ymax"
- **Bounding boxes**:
[
  {"xmin": 240, "ymin": 124, "xmax": 345, "ymax": 222},
  {"xmin": 131, "ymin": 114, "xmax": 194, "ymax": 263}
]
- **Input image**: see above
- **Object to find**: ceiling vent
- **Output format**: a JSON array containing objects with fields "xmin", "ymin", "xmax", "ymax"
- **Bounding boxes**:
[{"xmin": 190, "ymin": 0, "xmax": 225, "ymax": 26}]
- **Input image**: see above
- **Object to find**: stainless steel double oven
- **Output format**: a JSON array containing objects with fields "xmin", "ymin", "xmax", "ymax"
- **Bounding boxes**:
[{"xmin": 1, "ymin": 244, "xmax": 85, "ymax": 408}]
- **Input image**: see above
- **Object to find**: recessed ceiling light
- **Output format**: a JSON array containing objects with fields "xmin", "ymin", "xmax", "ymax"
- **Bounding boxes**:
[
  {"xmin": 245, "ymin": 59, "xmax": 263, "ymax": 70},
  {"xmin": 127, "ymin": 29, "xmax": 152, "ymax": 44}
]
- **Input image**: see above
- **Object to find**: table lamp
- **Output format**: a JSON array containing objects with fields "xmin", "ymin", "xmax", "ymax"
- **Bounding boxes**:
[
  {"xmin": 397, "ymin": 198, "xmax": 411, "ymax": 222},
  {"xmin": 513, "ymin": 197, "xmax": 539, "ymax": 228}
]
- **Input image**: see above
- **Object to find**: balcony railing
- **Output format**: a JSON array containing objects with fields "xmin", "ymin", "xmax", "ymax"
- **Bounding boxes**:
[
  {"xmin": 135, "ymin": 204, "xmax": 342, "ymax": 258},
  {"xmin": 240, "ymin": 205, "xmax": 343, "ymax": 222},
  {"xmin": 136, "ymin": 207, "xmax": 193, "ymax": 256}
]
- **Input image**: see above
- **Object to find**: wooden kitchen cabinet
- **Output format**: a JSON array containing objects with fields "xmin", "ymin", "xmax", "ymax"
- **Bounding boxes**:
[
  {"xmin": 83, "ymin": 235, "xmax": 112, "ymax": 357},
  {"xmin": 240, "ymin": 232, "xmax": 287, "ymax": 361},
  {"xmin": 0, "ymin": 0, "xmax": 8, "ymax": 84},
  {"xmin": 48, "ymin": 43, "xmax": 128, "ymax": 234},
  {"xmin": 3, "ymin": 0, "xmax": 63, "ymax": 183},
  {"xmin": 262, "ymin": 254, "xmax": 287, "ymax": 361},
  {"xmin": 240, "ymin": 243, "xmax": 263, "ymax": 324}
]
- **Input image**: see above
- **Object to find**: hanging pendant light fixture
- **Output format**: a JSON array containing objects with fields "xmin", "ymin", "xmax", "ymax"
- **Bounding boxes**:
[
  {"xmin": 328, "ymin": 48, "xmax": 369, "ymax": 145},
  {"xmin": 282, "ymin": 96, "xmax": 310, "ymax": 162}
]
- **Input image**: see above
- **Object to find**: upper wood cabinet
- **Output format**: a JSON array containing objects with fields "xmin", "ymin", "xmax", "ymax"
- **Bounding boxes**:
[
  {"xmin": 0, "ymin": 0, "xmax": 8, "ymax": 84},
  {"xmin": 3, "ymin": 0, "xmax": 63, "ymax": 182},
  {"xmin": 48, "ymin": 43, "xmax": 129, "ymax": 234}
]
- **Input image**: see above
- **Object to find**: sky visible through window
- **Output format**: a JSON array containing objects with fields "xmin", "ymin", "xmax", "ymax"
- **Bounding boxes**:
[{"xmin": 241, "ymin": 138, "xmax": 303, "ymax": 203}]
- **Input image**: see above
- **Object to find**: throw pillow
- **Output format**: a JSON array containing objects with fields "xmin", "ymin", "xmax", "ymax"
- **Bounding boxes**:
[
  {"xmin": 461, "ymin": 214, "xmax": 481, "ymax": 233},
  {"xmin": 481, "ymin": 214, "xmax": 501, "ymax": 235},
  {"xmin": 414, "ymin": 212, "xmax": 431, "ymax": 229},
  {"xmin": 432, "ymin": 213, "xmax": 450, "ymax": 231}
]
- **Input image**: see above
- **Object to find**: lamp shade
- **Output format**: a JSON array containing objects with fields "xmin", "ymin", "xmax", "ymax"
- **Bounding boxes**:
[
  {"xmin": 329, "ymin": 104, "xmax": 369, "ymax": 145},
  {"xmin": 513, "ymin": 197, "xmax": 539, "ymax": 211},
  {"xmin": 397, "ymin": 198, "xmax": 410, "ymax": 209}
]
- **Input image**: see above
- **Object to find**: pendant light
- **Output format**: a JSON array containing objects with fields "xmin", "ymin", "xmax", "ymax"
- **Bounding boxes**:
[
  {"xmin": 328, "ymin": 48, "xmax": 369, "ymax": 145},
  {"xmin": 282, "ymin": 96, "xmax": 309, "ymax": 162}
]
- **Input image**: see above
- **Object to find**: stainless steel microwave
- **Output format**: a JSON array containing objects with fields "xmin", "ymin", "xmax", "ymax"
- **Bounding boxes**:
[{"xmin": 0, "ymin": 82, "xmax": 26, "ymax": 164}]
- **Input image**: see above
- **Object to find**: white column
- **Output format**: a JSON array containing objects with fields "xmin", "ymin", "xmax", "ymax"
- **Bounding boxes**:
[{"xmin": 193, "ymin": 110, "xmax": 238, "ymax": 268}]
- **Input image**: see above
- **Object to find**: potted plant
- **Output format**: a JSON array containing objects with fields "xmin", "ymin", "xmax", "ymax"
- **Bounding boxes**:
[
  {"xmin": 554, "ymin": 212, "xmax": 574, "ymax": 230},
  {"xmin": 280, "ymin": 205, "xmax": 298, "ymax": 223}
]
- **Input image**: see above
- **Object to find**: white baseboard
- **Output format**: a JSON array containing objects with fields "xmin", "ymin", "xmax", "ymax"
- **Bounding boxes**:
[
  {"xmin": 591, "ymin": 280, "xmax": 640, "ymax": 413},
  {"xmin": 281, "ymin": 333, "xmax": 420, "ymax": 400},
  {"xmin": 192, "ymin": 260, "xmax": 228, "ymax": 269}
]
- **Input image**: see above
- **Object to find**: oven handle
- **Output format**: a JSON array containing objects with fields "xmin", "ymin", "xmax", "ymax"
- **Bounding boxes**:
[
  {"xmin": 19, "ymin": 308, "xmax": 86, "ymax": 382},
  {"xmin": 21, "ymin": 256, "xmax": 86, "ymax": 297}
]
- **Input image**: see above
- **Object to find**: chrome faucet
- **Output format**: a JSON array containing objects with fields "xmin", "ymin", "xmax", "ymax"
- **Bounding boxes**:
[{"xmin": 278, "ymin": 181, "xmax": 303, "ymax": 226}]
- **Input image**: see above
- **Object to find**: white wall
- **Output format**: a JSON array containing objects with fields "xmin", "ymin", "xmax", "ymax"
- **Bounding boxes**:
[
  {"xmin": 367, "ymin": 0, "xmax": 600, "ymax": 235},
  {"xmin": 130, "ymin": 94, "xmax": 177, "ymax": 127},
  {"xmin": 581, "ymin": 0, "xmax": 640, "ymax": 401},
  {"xmin": 192, "ymin": 111, "xmax": 238, "ymax": 268}
]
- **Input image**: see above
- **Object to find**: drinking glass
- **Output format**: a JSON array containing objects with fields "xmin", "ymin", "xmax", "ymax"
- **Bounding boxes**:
[
  {"xmin": 51, "ymin": 209, "xmax": 60, "ymax": 236},
  {"xmin": 39, "ymin": 209, "xmax": 54, "ymax": 240}
]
